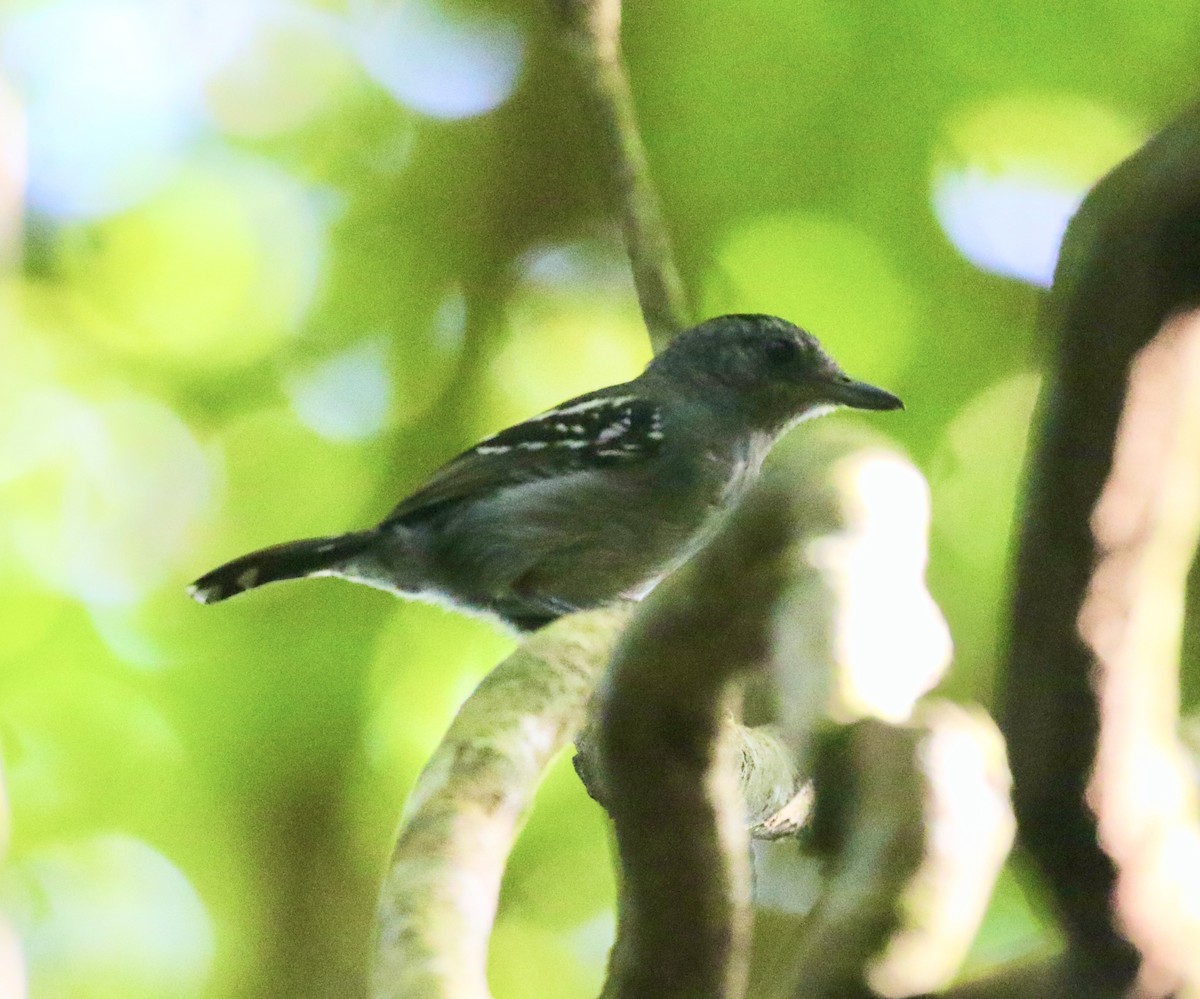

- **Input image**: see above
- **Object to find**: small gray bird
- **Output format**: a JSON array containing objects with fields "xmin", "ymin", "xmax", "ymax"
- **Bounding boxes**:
[{"xmin": 189, "ymin": 314, "xmax": 901, "ymax": 630}]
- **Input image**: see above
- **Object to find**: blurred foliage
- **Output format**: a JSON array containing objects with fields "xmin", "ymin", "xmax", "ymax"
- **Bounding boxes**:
[{"xmin": 0, "ymin": 0, "xmax": 1197, "ymax": 997}]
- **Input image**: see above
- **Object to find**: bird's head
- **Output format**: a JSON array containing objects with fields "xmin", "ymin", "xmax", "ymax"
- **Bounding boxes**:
[{"xmin": 645, "ymin": 314, "xmax": 902, "ymax": 431}]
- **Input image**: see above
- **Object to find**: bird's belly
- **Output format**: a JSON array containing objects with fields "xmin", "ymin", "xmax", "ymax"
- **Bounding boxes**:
[{"xmin": 424, "ymin": 466, "xmax": 733, "ymax": 614}]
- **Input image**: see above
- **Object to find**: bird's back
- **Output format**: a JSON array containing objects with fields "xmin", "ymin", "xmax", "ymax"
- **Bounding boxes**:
[{"xmin": 404, "ymin": 407, "xmax": 769, "ymax": 622}]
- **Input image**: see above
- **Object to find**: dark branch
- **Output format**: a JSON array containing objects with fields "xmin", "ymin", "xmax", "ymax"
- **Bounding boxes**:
[
  {"xmin": 574, "ymin": 718, "xmax": 808, "ymax": 840},
  {"xmin": 1002, "ymin": 99, "xmax": 1200, "ymax": 995},
  {"xmin": 596, "ymin": 483, "xmax": 795, "ymax": 999}
]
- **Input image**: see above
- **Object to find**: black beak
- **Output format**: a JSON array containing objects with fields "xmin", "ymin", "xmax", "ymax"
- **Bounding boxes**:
[{"xmin": 823, "ymin": 374, "xmax": 904, "ymax": 411}]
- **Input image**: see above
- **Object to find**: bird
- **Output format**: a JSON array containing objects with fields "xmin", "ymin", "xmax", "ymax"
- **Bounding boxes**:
[{"xmin": 188, "ymin": 314, "xmax": 902, "ymax": 631}]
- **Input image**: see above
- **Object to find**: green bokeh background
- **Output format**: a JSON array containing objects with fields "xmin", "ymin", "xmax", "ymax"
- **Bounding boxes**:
[{"xmin": 1, "ymin": 1, "xmax": 1197, "ymax": 996}]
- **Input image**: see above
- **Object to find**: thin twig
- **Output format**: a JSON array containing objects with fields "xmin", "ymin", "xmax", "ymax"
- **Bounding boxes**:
[{"xmin": 552, "ymin": 0, "xmax": 690, "ymax": 349}]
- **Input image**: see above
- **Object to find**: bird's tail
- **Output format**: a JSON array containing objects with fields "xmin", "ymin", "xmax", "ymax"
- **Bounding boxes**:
[{"xmin": 188, "ymin": 531, "xmax": 377, "ymax": 605}]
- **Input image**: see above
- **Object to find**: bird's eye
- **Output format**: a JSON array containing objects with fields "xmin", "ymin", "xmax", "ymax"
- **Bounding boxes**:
[{"xmin": 764, "ymin": 337, "xmax": 800, "ymax": 365}]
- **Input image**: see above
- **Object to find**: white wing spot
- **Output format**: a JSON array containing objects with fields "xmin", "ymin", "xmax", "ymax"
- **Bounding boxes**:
[
  {"xmin": 518, "ymin": 440, "xmax": 548, "ymax": 450},
  {"xmin": 237, "ymin": 567, "xmax": 260, "ymax": 590},
  {"xmin": 547, "ymin": 394, "xmax": 638, "ymax": 417},
  {"xmin": 596, "ymin": 420, "xmax": 628, "ymax": 444},
  {"xmin": 558, "ymin": 439, "xmax": 589, "ymax": 449},
  {"xmin": 476, "ymin": 444, "xmax": 511, "ymax": 455},
  {"xmin": 315, "ymin": 542, "xmax": 337, "ymax": 553}
]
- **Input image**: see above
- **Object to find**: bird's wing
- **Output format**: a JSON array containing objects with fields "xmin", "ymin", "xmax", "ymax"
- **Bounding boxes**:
[{"xmin": 385, "ymin": 389, "xmax": 666, "ymax": 525}]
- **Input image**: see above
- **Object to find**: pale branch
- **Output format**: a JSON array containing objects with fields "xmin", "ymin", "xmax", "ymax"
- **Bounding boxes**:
[
  {"xmin": 1002, "ymin": 99, "xmax": 1200, "ymax": 995},
  {"xmin": 1082, "ymin": 308, "xmax": 1200, "ymax": 991},
  {"xmin": 736, "ymin": 702, "xmax": 1012, "ymax": 999},
  {"xmin": 859, "ymin": 701, "xmax": 1015, "ymax": 996},
  {"xmin": 762, "ymin": 427, "xmax": 954, "ymax": 761},
  {"xmin": 771, "ymin": 719, "xmax": 929, "ymax": 999},
  {"xmin": 910, "ymin": 959, "xmax": 1079, "ymax": 999},
  {"xmin": 578, "ymin": 427, "xmax": 958, "ymax": 853},
  {"xmin": 596, "ymin": 482, "xmax": 796, "ymax": 999},
  {"xmin": 369, "ymin": 604, "xmax": 636, "ymax": 999},
  {"xmin": 712, "ymin": 430, "xmax": 1009, "ymax": 998},
  {"xmin": 551, "ymin": 0, "xmax": 690, "ymax": 349},
  {"xmin": 739, "ymin": 725, "xmax": 812, "ymax": 837}
]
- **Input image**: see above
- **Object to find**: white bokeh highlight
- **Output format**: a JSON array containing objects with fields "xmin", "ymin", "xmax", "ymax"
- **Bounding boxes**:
[
  {"xmin": 933, "ymin": 168, "xmax": 1083, "ymax": 287},
  {"xmin": 1, "ymin": 388, "xmax": 217, "ymax": 608},
  {"xmin": 348, "ymin": 0, "xmax": 524, "ymax": 119},
  {"xmin": 286, "ymin": 338, "xmax": 394, "ymax": 442},
  {"xmin": 807, "ymin": 450, "xmax": 953, "ymax": 723},
  {"xmin": 1, "ymin": 0, "xmax": 339, "ymax": 218},
  {"xmin": 4, "ymin": 834, "xmax": 213, "ymax": 999}
]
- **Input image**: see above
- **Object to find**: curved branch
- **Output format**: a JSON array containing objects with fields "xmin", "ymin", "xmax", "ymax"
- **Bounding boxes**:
[
  {"xmin": 592, "ymin": 429, "xmax": 968, "ymax": 997},
  {"xmin": 1002, "ymin": 99, "xmax": 1200, "ymax": 995},
  {"xmin": 743, "ymin": 702, "xmax": 1012, "ymax": 999},
  {"xmin": 596, "ymin": 483, "xmax": 795, "ymax": 999},
  {"xmin": 779, "ymin": 719, "xmax": 929, "ymax": 999},
  {"xmin": 370, "ymin": 604, "xmax": 636, "ymax": 999}
]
